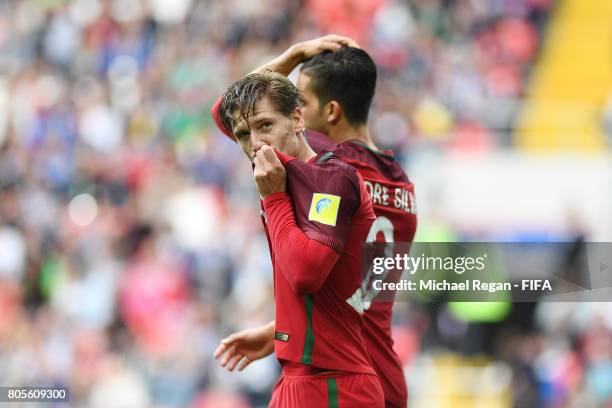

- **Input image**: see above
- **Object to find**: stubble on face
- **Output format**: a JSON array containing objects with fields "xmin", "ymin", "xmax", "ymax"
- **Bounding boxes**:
[{"xmin": 231, "ymin": 97, "xmax": 299, "ymax": 162}]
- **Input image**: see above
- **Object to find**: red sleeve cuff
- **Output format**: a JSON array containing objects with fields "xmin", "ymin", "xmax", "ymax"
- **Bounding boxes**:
[{"xmin": 262, "ymin": 191, "xmax": 290, "ymax": 207}]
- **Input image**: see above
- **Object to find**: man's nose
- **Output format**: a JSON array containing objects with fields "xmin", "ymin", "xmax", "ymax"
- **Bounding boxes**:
[{"xmin": 250, "ymin": 132, "xmax": 268, "ymax": 155}]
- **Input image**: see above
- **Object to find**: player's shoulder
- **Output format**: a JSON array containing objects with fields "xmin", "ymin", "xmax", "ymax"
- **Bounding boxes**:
[
  {"xmin": 334, "ymin": 141, "xmax": 410, "ymax": 184},
  {"xmin": 284, "ymin": 150, "xmax": 361, "ymax": 191},
  {"xmin": 312, "ymin": 150, "xmax": 361, "ymax": 184},
  {"xmin": 284, "ymin": 150, "xmax": 365, "ymax": 219}
]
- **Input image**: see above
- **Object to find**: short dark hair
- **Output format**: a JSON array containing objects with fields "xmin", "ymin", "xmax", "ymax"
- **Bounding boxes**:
[
  {"xmin": 300, "ymin": 47, "xmax": 377, "ymax": 125},
  {"xmin": 218, "ymin": 72, "xmax": 300, "ymax": 134}
]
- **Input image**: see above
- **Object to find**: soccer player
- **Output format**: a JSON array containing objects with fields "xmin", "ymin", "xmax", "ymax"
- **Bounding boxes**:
[
  {"xmin": 216, "ymin": 72, "xmax": 384, "ymax": 407},
  {"xmin": 213, "ymin": 36, "xmax": 417, "ymax": 408}
]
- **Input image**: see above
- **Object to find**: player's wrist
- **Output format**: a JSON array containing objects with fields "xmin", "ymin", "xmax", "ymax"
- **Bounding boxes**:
[
  {"xmin": 265, "ymin": 320, "xmax": 275, "ymax": 333},
  {"xmin": 288, "ymin": 43, "xmax": 307, "ymax": 63},
  {"xmin": 262, "ymin": 191, "xmax": 289, "ymax": 205}
]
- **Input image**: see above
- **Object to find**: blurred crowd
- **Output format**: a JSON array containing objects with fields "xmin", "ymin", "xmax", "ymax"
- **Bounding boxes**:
[{"xmin": 1, "ymin": 0, "xmax": 610, "ymax": 407}]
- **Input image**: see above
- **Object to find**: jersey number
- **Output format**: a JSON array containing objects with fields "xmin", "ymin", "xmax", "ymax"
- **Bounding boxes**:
[{"xmin": 346, "ymin": 216, "xmax": 394, "ymax": 313}]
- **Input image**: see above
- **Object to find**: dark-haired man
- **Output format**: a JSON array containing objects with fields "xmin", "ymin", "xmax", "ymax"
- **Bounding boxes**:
[
  {"xmin": 213, "ymin": 36, "xmax": 417, "ymax": 408},
  {"xmin": 216, "ymin": 71, "xmax": 384, "ymax": 407}
]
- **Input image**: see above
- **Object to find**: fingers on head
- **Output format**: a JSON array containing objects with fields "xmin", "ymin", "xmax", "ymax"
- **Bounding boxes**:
[
  {"xmin": 325, "ymin": 34, "xmax": 356, "ymax": 46},
  {"xmin": 326, "ymin": 43, "xmax": 343, "ymax": 52}
]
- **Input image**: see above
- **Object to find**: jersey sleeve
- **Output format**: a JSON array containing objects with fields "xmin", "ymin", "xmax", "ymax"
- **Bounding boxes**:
[
  {"xmin": 292, "ymin": 162, "xmax": 362, "ymax": 252},
  {"xmin": 263, "ymin": 192, "xmax": 341, "ymax": 294},
  {"xmin": 211, "ymin": 95, "xmax": 233, "ymax": 138}
]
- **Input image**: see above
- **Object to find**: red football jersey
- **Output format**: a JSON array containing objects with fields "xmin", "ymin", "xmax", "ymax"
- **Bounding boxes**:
[
  {"xmin": 210, "ymin": 100, "xmax": 414, "ymax": 401},
  {"xmin": 307, "ymin": 130, "xmax": 417, "ymax": 408},
  {"xmin": 262, "ymin": 150, "xmax": 377, "ymax": 375}
]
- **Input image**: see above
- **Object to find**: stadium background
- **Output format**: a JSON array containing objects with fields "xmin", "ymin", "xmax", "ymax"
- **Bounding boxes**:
[{"xmin": 0, "ymin": 0, "xmax": 611, "ymax": 406}]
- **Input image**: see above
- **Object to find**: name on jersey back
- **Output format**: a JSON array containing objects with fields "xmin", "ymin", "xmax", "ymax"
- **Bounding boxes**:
[{"xmin": 363, "ymin": 180, "xmax": 416, "ymax": 214}]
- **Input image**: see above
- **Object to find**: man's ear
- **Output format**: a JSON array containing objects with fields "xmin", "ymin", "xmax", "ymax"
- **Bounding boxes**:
[
  {"xmin": 326, "ymin": 101, "xmax": 342, "ymax": 125},
  {"xmin": 292, "ymin": 106, "xmax": 305, "ymax": 133}
]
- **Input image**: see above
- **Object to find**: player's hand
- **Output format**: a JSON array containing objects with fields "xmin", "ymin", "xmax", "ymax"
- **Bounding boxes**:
[
  {"xmin": 296, "ymin": 35, "xmax": 360, "ymax": 61},
  {"xmin": 249, "ymin": 35, "xmax": 360, "ymax": 76},
  {"xmin": 213, "ymin": 324, "xmax": 275, "ymax": 372},
  {"xmin": 253, "ymin": 145, "xmax": 286, "ymax": 199}
]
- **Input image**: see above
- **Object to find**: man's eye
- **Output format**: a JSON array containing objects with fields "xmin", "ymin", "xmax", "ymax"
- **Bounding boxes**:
[
  {"xmin": 260, "ymin": 123, "xmax": 272, "ymax": 130},
  {"xmin": 236, "ymin": 131, "xmax": 249, "ymax": 139}
]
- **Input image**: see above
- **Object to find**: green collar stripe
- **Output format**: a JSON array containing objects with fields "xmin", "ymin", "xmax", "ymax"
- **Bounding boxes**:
[{"xmin": 316, "ymin": 151, "xmax": 335, "ymax": 163}]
